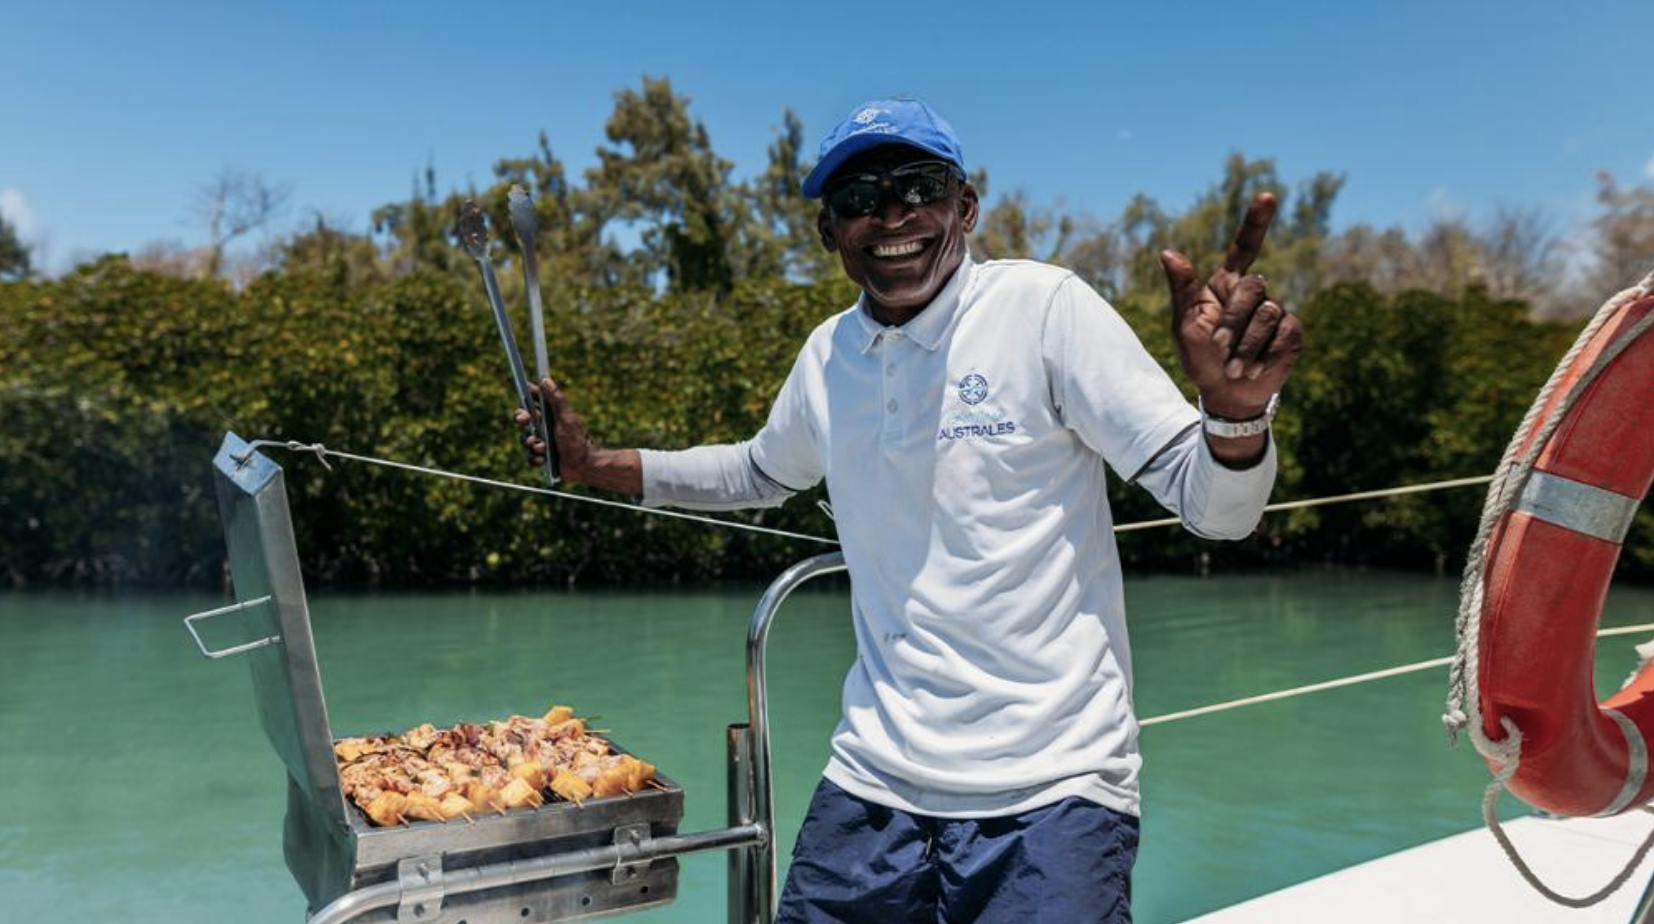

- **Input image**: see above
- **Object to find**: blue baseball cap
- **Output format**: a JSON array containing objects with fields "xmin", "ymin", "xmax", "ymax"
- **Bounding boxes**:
[{"xmin": 801, "ymin": 97, "xmax": 965, "ymax": 199}]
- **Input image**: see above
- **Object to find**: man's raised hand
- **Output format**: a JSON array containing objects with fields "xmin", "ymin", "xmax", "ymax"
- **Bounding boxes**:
[{"xmin": 1160, "ymin": 192, "xmax": 1303, "ymax": 420}]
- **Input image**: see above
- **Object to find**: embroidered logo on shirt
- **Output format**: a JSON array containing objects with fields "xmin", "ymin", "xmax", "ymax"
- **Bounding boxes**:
[
  {"xmin": 937, "ymin": 415, "xmax": 1017, "ymax": 441},
  {"xmin": 938, "ymin": 374, "xmax": 1016, "ymax": 441}
]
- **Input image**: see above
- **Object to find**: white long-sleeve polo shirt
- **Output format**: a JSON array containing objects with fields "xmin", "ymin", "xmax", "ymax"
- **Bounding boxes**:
[{"xmin": 639, "ymin": 257, "xmax": 1276, "ymax": 819}]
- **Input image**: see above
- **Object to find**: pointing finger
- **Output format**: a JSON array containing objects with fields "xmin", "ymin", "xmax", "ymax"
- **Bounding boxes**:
[{"xmin": 1222, "ymin": 192, "xmax": 1278, "ymax": 275}]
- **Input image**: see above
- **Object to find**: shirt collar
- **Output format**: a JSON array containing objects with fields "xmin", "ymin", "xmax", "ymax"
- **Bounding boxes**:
[{"xmin": 853, "ymin": 255, "xmax": 975, "ymax": 354}]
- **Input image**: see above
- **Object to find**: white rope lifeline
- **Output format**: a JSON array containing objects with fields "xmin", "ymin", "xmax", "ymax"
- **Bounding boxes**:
[
  {"xmin": 238, "ymin": 440, "xmax": 841, "ymax": 546},
  {"xmin": 1113, "ymin": 475, "xmax": 1495, "ymax": 533},
  {"xmin": 242, "ymin": 440, "xmax": 1499, "ymax": 545},
  {"xmin": 1141, "ymin": 620, "xmax": 1654, "ymax": 728}
]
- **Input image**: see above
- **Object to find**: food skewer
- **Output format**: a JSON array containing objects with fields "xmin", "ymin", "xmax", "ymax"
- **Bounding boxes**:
[
  {"xmin": 336, "ymin": 705, "xmax": 659, "ymax": 826},
  {"xmin": 458, "ymin": 200, "xmax": 546, "ymax": 469},
  {"xmin": 508, "ymin": 184, "xmax": 560, "ymax": 485}
]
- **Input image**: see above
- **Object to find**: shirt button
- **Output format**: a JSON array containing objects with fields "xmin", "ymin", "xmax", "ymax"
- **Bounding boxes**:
[
  {"xmin": 886, "ymin": 399, "xmax": 898, "ymax": 413},
  {"xmin": 886, "ymin": 366, "xmax": 896, "ymax": 378}
]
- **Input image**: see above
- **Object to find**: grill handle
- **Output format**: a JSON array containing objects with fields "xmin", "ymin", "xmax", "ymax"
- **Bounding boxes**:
[{"xmin": 183, "ymin": 595, "xmax": 281, "ymax": 660}]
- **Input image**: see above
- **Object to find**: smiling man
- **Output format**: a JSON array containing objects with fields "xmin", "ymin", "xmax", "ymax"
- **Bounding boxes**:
[{"xmin": 520, "ymin": 96, "xmax": 1302, "ymax": 923}]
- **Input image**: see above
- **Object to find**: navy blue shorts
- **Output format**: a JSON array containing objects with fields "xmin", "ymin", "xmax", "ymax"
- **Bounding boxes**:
[{"xmin": 777, "ymin": 779, "xmax": 1140, "ymax": 924}]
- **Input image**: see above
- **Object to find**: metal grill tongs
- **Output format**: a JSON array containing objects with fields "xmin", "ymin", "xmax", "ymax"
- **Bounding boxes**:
[{"xmin": 459, "ymin": 194, "xmax": 559, "ymax": 485}]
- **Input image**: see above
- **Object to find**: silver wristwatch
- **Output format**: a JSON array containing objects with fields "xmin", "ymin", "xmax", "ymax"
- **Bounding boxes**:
[{"xmin": 1200, "ymin": 393, "xmax": 1279, "ymax": 439}]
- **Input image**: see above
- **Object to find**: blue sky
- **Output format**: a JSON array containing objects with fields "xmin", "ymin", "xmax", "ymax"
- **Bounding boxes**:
[{"xmin": 2, "ymin": 0, "xmax": 1652, "ymax": 272}]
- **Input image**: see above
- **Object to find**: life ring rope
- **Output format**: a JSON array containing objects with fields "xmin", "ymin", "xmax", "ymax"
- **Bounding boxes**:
[
  {"xmin": 1478, "ymin": 741, "xmax": 1654, "ymax": 908},
  {"xmin": 1444, "ymin": 265, "xmax": 1654, "ymax": 907}
]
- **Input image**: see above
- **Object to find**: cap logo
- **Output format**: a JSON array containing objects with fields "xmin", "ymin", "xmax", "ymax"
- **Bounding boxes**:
[{"xmin": 845, "ymin": 106, "xmax": 895, "ymax": 138}]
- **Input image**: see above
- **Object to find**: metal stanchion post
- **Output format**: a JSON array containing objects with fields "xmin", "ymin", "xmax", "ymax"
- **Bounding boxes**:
[{"xmin": 728, "ymin": 724, "xmax": 759, "ymax": 924}]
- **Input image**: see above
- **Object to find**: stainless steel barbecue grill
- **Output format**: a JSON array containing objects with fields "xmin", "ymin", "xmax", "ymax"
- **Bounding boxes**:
[{"xmin": 187, "ymin": 433, "xmax": 847, "ymax": 924}]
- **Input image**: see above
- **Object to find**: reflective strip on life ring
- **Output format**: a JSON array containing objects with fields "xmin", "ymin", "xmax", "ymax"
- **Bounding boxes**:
[
  {"xmin": 1478, "ymin": 293, "xmax": 1654, "ymax": 818},
  {"xmin": 1600, "ymin": 708, "xmax": 1648, "ymax": 817},
  {"xmin": 1515, "ymin": 471, "xmax": 1639, "ymax": 545}
]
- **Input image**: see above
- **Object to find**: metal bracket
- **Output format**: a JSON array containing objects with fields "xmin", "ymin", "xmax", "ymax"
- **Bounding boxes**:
[
  {"xmin": 612, "ymin": 823, "xmax": 653, "ymax": 885},
  {"xmin": 182, "ymin": 595, "xmax": 281, "ymax": 660},
  {"xmin": 396, "ymin": 855, "xmax": 445, "ymax": 921}
]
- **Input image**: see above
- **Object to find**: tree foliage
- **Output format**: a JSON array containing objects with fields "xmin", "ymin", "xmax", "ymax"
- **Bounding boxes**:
[
  {"xmin": 0, "ymin": 212, "xmax": 30, "ymax": 281},
  {"xmin": 584, "ymin": 77, "xmax": 738, "ymax": 293},
  {"xmin": 5, "ymin": 80, "xmax": 1652, "ymax": 588}
]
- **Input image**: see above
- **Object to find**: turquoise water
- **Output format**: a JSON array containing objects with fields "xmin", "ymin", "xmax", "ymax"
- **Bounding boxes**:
[{"xmin": 3, "ymin": 571, "xmax": 1651, "ymax": 923}]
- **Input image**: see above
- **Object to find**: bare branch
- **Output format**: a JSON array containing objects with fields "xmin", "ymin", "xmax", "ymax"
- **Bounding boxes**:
[
  {"xmin": 194, "ymin": 168, "xmax": 292, "ymax": 278},
  {"xmin": 1478, "ymin": 204, "xmax": 1560, "ymax": 303}
]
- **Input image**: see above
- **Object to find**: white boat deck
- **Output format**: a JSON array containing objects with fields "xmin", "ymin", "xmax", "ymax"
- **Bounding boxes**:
[{"xmin": 1185, "ymin": 812, "xmax": 1654, "ymax": 923}]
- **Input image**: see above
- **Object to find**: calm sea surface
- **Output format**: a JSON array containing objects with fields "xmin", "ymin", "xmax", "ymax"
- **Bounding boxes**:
[{"xmin": 3, "ymin": 570, "xmax": 1652, "ymax": 923}]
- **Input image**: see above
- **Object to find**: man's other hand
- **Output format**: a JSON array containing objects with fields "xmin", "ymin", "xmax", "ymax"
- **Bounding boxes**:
[{"xmin": 1160, "ymin": 192, "xmax": 1304, "ymax": 420}]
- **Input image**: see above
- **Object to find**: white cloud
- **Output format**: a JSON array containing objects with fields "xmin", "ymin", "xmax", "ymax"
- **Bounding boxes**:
[
  {"xmin": 0, "ymin": 188, "xmax": 37, "ymax": 238},
  {"xmin": 1426, "ymin": 185, "xmax": 1467, "ymax": 222},
  {"xmin": 1645, "ymin": 151, "xmax": 1654, "ymax": 179}
]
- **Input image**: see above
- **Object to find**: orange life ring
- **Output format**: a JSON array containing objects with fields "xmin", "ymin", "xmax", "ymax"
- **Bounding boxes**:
[{"xmin": 1478, "ymin": 293, "xmax": 1654, "ymax": 817}]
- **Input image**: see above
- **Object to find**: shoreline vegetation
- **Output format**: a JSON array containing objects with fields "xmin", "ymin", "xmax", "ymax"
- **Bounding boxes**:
[{"xmin": 3, "ymin": 78, "xmax": 1652, "ymax": 589}]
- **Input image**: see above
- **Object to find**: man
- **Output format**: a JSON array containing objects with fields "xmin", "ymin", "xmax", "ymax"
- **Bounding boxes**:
[{"xmin": 519, "ymin": 97, "xmax": 1301, "ymax": 922}]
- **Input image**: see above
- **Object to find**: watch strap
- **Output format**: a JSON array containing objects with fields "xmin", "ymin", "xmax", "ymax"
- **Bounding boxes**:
[{"xmin": 1200, "ymin": 393, "xmax": 1279, "ymax": 439}]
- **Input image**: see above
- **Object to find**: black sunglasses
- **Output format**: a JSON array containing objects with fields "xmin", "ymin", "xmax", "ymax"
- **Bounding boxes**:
[{"xmin": 824, "ymin": 161, "xmax": 963, "ymax": 219}]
